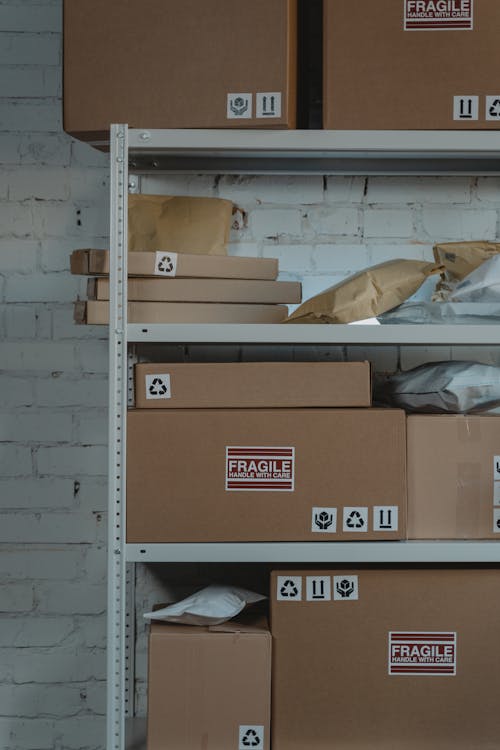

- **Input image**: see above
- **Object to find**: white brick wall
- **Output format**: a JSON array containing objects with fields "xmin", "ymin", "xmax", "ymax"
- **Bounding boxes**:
[{"xmin": 1, "ymin": 3, "xmax": 500, "ymax": 750}]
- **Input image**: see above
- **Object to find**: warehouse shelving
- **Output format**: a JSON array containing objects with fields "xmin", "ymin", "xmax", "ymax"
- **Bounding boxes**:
[{"xmin": 107, "ymin": 125, "xmax": 500, "ymax": 750}]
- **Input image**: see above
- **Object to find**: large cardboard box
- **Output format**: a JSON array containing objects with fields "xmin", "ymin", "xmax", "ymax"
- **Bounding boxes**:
[
  {"xmin": 70, "ymin": 250, "xmax": 279, "ymax": 280},
  {"xmin": 87, "ymin": 277, "xmax": 301, "ymax": 304},
  {"xmin": 148, "ymin": 616, "xmax": 271, "ymax": 750},
  {"xmin": 407, "ymin": 415, "xmax": 500, "ymax": 539},
  {"xmin": 127, "ymin": 408, "xmax": 406, "ymax": 542},
  {"xmin": 74, "ymin": 300, "xmax": 288, "ymax": 325},
  {"xmin": 324, "ymin": 0, "xmax": 500, "ymax": 130},
  {"xmin": 134, "ymin": 361, "xmax": 372, "ymax": 409},
  {"xmin": 271, "ymin": 568, "xmax": 500, "ymax": 749},
  {"xmin": 64, "ymin": 0, "xmax": 297, "ymax": 140}
]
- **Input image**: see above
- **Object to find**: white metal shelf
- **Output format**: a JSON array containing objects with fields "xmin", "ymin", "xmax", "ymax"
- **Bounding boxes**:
[
  {"xmin": 127, "ymin": 129, "xmax": 500, "ymax": 175},
  {"xmin": 128, "ymin": 323, "xmax": 500, "ymax": 345},
  {"xmin": 126, "ymin": 541, "xmax": 500, "ymax": 564}
]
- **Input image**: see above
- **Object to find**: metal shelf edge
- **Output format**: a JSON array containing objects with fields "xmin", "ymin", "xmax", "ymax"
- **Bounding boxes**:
[
  {"xmin": 127, "ymin": 323, "xmax": 500, "ymax": 345},
  {"xmin": 125, "ymin": 541, "xmax": 500, "ymax": 564}
]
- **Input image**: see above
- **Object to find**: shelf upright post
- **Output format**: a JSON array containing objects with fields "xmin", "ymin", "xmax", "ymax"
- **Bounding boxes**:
[{"xmin": 107, "ymin": 124, "xmax": 129, "ymax": 750}]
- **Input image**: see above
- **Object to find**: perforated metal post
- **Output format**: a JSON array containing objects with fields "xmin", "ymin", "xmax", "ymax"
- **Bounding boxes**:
[{"xmin": 107, "ymin": 124, "xmax": 129, "ymax": 750}]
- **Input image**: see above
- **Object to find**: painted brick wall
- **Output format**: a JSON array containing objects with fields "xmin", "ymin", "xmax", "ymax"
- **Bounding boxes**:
[{"xmin": 1, "ymin": 2, "xmax": 500, "ymax": 749}]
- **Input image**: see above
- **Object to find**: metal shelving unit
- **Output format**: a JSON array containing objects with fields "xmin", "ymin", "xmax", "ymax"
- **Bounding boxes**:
[{"xmin": 108, "ymin": 124, "xmax": 500, "ymax": 750}]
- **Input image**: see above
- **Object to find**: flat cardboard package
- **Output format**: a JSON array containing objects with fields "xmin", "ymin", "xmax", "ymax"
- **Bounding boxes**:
[
  {"xmin": 127, "ymin": 408, "xmax": 406, "ymax": 542},
  {"xmin": 70, "ymin": 249, "xmax": 279, "ymax": 280},
  {"xmin": 74, "ymin": 301, "xmax": 288, "ymax": 325},
  {"xmin": 134, "ymin": 361, "xmax": 372, "ymax": 409},
  {"xmin": 64, "ymin": 0, "xmax": 297, "ymax": 140},
  {"xmin": 148, "ymin": 616, "xmax": 271, "ymax": 750},
  {"xmin": 87, "ymin": 277, "xmax": 301, "ymax": 304},
  {"xmin": 271, "ymin": 568, "xmax": 500, "ymax": 749},
  {"xmin": 407, "ymin": 415, "xmax": 500, "ymax": 539},
  {"xmin": 324, "ymin": 0, "xmax": 500, "ymax": 129}
]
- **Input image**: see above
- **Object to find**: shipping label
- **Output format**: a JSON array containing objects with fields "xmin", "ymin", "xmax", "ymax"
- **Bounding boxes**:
[
  {"xmin": 256, "ymin": 92, "xmax": 282, "ymax": 119},
  {"xmin": 404, "ymin": 0, "xmax": 473, "ymax": 30},
  {"xmin": 389, "ymin": 632, "xmax": 457, "ymax": 675},
  {"xmin": 226, "ymin": 447, "xmax": 295, "ymax": 491}
]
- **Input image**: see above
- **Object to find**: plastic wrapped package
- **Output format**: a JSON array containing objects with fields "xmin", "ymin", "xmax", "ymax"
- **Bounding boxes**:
[
  {"xmin": 143, "ymin": 585, "xmax": 266, "ymax": 626},
  {"xmin": 374, "ymin": 361, "xmax": 500, "ymax": 414},
  {"xmin": 378, "ymin": 301, "xmax": 500, "ymax": 325}
]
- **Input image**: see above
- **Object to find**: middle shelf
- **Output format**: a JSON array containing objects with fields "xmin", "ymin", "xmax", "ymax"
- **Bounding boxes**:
[
  {"xmin": 125, "ymin": 541, "xmax": 500, "ymax": 563},
  {"xmin": 127, "ymin": 323, "xmax": 500, "ymax": 345}
]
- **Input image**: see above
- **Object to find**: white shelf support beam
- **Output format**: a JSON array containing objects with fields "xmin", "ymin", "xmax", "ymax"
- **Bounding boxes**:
[
  {"xmin": 107, "ymin": 124, "xmax": 130, "ymax": 750},
  {"xmin": 126, "ymin": 541, "xmax": 500, "ymax": 564}
]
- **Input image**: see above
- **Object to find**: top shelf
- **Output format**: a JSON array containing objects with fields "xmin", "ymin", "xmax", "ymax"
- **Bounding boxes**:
[{"xmin": 126, "ymin": 128, "xmax": 500, "ymax": 175}]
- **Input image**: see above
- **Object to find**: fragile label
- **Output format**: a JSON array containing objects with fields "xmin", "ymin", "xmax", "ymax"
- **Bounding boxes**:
[
  {"xmin": 227, "ymin": 93, "xmax": 252, "ymax": 119},
  {"xmin": 333, "ymin": 575, "xmax": 359, "ymax": 601},
  {"xmin": 311, "ymin": 507, "xmax": 337, "ymax": 533},
  {"xmin": 389, "ymin": 632, "xmax": 457, "ymax": 675},
  {"xmin": 405, "ymin": 0, "xmax": 473, "ymax": 30},
  {"xmin": 145, "ymin": 374, "xmax": 171, "ymax": 400},
  {"xmin": 154, "ymin": 251, "xmax": 178, "ymax": 277},
  {"xmin": 239, "ymin": 726, "xmax": 264, "ymax": 749},
  {"xmin": 226, "ymin": 447, "xmax": 294, "ymax": 491}
]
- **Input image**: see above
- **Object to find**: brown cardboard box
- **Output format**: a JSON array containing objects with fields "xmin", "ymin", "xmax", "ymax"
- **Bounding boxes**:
[
  {"xmin": 148, "ymin": 616, "xmax": 271, "ymax": 750},
  {"xmin": 70, "ymin": 249, "xmax": 279, "ymax": 280},
  {"xmin": 127, "ymin": 408, "xmax": 406, "ymax": 542},
  {"xmin": 74, "ymin": 300, "xmax": 288, "ymax": 325},
  {"xmin": 407, "ymin": 415, "xmax": 500, "ymax": 539},
  {"xmin": 271, "ymin": 568, "xmax": 500, "ymax": 750},
  {"xmin": 63, "ymin": 0, "xmax": 297, "ymax": 140},
  {"xmin": 134, "ymin": 361, "xmax": 372, "ymax": 409},
  {"xmin": 324, "ymin": 0, "xmax": 500, "ymax": 130},
  {"xmin": 87, "ymin": 277, "xmax": 302, "ymax": 304}
]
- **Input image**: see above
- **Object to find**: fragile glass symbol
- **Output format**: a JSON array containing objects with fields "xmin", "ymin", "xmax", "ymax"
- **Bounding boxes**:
[{"xmin": 242, "ymin": 730, "xmax": 261, "ymax": 747}]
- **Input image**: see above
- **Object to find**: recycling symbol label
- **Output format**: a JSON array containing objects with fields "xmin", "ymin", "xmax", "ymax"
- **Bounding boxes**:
[
  {"xmin": 239, "ymin": 726, "xmax": 264, "ymax": 749},
  {"xmin": 333, "ymin": 575, "xmax": 359, "ymax": 601},
  {"xmin": 154, "ymin": 250, "xmax": 177, "ymax": 276},
  {"xmin": 343, "ymin": 507, "xmax": 368, "ymax": 533},
  {"xmin": 145, "ymin": 373, "xmax": 171, "ymax": 400},
  {"xmin": 277, "ymin": 575, "xmax": 302, "ymax": 602},
  {"xmin": 486, "ymin": 96, "xmax": 500, "ymax": 121}
]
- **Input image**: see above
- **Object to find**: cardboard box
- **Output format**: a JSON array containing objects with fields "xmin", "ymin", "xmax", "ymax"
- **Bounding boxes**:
[
  {"xmin": 127, "ymin": 408, "xmax": 406, "ymax": 542},
  {"xmin": 63, "ymin": 0, "xmax": 297, "ymax": 140},
  {"xmin": 148, "ymin": 616, "xmax": 271, "ymax": 750},
  {"xmin": 70, "ymin": 249, "xmax": 279, "ymax": 280},
  {"xmin": 324, "ymin": 0, "xmax": 500, "ymax": 129},
  {"xmin": 87, "ymin": 277, "xmax": 302, "ymax": 304},
  {"xmin": 134, "ymin": 361, "xmax": 372, "ymax": 409},
  {"xmin": 407, "ymin": 415, "xmax": 500, "ymax": 539},
  {"xmin": 74, "ymin": 300, "xmax": 288, "ymax": 325},
  {"xmin": 271, "ymin": 568, "xmax": 500, "ymax": 749}
]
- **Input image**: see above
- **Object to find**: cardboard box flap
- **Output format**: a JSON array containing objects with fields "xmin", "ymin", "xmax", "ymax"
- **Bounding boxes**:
[{"xmin": 150, "ymin": 613, "xmax": 269, "ymax": 636}]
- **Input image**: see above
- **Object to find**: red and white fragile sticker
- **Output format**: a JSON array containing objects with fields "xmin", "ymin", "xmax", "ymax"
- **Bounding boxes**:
[
  {"xmin": 225, "ymin": 446, "xmax": 295, "ymax": 491},
  {"xmin": 389, "ymin": 632, "xmax": 457, "ymax": 676},
  {"xmin": 404, "ymin": 0, "xmax": 473, "ymax": 30}
]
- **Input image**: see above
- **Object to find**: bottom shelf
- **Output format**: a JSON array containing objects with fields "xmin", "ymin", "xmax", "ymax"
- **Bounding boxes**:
[{"xmin": 125, "ymin": 540, "xmax": 500, "ymax": 563}]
